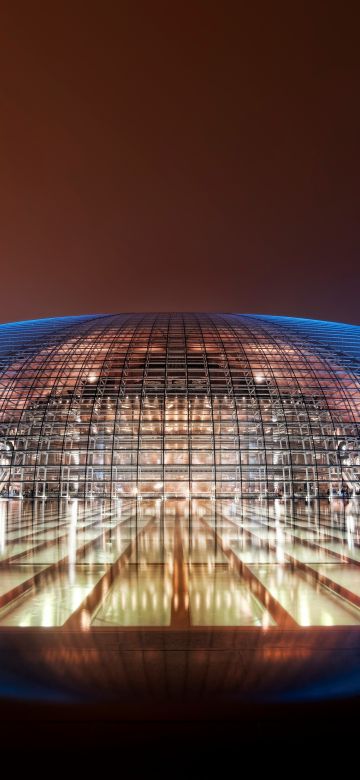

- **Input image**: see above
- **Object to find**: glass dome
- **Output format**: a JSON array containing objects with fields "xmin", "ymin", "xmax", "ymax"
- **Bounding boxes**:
[{"xmin": 0, "ymin": 312, "xmax": 359, "ymax": 501}]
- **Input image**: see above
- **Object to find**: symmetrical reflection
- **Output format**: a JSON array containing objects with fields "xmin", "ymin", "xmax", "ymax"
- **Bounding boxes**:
[{"xmin": 1, "ymin": 497, "xmax": 360, "ymax": 628}]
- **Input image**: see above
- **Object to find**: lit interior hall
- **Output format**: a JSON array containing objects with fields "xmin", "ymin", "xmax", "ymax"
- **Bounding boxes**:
[
  {"xmin": 0, "ymin": 312, "xmax": 359, "ymax": 630},
  {"xmin": 0, "ymin": 312, "xmax": 359, "ymax": 503}
]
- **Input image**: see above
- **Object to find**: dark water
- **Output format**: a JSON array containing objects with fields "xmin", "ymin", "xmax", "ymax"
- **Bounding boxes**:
[{"xmin": 1, "ymin": 496, "xmax": 360, "ymax": 715}]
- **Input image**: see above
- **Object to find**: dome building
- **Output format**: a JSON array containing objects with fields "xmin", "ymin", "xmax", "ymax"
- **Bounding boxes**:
[{"xmin": 0, "ymin": 312, "xmax": 359, "ymax": 501}]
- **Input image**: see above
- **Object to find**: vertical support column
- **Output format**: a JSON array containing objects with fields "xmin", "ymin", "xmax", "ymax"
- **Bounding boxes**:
[{"xmin": 171, "ymin": 505, "xmax": 190, "ymax": 628}]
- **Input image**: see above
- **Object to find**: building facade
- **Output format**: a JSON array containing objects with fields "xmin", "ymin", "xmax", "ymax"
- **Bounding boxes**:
[{"xmin": 0, "ymin": 312, "xmax": 359, "ymax": 500}]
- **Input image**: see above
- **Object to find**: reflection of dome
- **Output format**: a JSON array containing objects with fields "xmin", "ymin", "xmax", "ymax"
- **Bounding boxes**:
[{"xmin": 0, "ymin": 312, "xmax": 359, "ymax": 500}]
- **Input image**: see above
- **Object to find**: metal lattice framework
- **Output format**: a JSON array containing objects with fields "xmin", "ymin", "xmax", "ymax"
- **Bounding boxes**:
[{"xmin": 0, "ymin": 312, "xmax": 359, "ymax": 500}]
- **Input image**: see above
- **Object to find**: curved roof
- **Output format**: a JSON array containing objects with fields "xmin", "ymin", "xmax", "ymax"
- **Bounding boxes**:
[{"xmin": 0, "ymin": 313, "xmax": 359, "ymax": 499}]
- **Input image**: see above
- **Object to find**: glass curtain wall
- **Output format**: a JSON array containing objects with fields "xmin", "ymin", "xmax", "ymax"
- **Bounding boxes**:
[{"xmin": 0, "ymin": 312, "xmax": 359, "ymax": 500}]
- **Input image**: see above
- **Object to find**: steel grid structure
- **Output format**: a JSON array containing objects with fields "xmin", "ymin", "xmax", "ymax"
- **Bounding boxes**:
[{"xmin": 0, "ymin": 312, "xmax": 359, "ymax": 500}]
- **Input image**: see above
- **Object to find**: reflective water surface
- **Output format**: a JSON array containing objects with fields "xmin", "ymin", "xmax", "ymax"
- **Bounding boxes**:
[{"xmin": 1, "ymin": 497, "xmax": 360, "ymax": 628}]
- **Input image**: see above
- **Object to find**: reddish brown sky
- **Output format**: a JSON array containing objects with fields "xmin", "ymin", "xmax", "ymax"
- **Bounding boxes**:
[{"xmin": 0, "ymin": 2, "xmax": 359, "ymax": 325}]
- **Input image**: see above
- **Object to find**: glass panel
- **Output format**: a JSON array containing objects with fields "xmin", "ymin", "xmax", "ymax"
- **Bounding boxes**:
[{"xmin": 250, "ymin": 564, "xmax": 360, "ymax": 626}]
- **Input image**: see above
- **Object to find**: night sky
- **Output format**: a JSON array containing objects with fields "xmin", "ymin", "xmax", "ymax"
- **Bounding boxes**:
[{"xmin": 0, "ymin": 2, "xmax": 359, "ymax": 325}]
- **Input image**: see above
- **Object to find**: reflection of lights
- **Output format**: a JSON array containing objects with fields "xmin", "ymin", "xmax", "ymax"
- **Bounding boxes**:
[
  {"xmin": 3, "ymin": 491, "xmax": 360, "ymax": 634},
  {"xmin": 80, "ymin": 609, "xmax": 91, "ymax": 630},
  {"xmin": 0, "ymin": 502, "xmax": 6, "ymax": 554},
  {"xmin": 42, "ymin": 596, "xmax": 54, "ymax": 627},
  {"xmin": 322, "ymin": 612, "xmax": 334, "ymax": 627},
  {"xmin": 262, "ymin": 612, "xmax": 270, "ymax": 629},
  {"xmin": 298, "ymin": 593, "xmax": 310, "ymax": 626}
]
